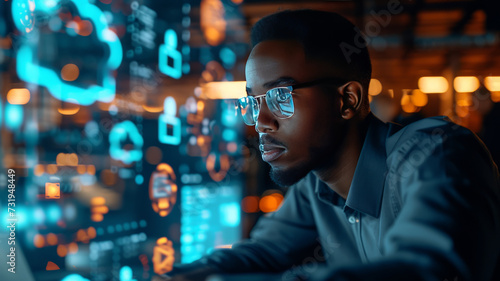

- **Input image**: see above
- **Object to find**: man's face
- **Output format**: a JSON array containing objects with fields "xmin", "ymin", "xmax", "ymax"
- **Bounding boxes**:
[{"xmin": 245, "ymin": 40, "xmax": 348, "ymax": 186}]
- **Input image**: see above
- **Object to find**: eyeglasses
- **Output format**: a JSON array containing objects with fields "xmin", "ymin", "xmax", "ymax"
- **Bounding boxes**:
[{"xmin": 236, "ymin": 77, "xmax": 347, "ymax": 126}]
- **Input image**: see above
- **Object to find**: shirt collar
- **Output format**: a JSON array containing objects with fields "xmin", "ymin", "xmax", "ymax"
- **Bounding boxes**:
[{"xmin": 344, "ymin": 113, "xmax": 389, "ymax": 218}]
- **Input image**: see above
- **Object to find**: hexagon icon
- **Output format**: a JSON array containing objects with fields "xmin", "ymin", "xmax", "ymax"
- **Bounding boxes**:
[{"xmin": 13, "ymin": 0, "xmax": 122, "ymax": 105}]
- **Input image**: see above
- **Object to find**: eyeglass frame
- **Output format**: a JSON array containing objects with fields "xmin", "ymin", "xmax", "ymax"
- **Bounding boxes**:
[{"xmin": 237, "ymin": 77, "xmax": 349, "ymax": 126}]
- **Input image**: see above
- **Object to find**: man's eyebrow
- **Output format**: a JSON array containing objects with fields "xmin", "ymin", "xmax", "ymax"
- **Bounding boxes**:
[
  {"xmin": 264, "ymin": 77, "xmax": 297, "ymax": 88},
  {"xmin": 246, "ymin": 77, "xmax": 297, "ymax": 96}
]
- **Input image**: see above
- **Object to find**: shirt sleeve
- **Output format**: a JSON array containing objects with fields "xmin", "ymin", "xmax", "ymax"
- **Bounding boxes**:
[
  {"xmin": 170, "ymin": 175, "xmax": 320, "ymax": 275},
  {"xmin": 311, "ymin": 125, "xmax": 500, "ymax": 281}
]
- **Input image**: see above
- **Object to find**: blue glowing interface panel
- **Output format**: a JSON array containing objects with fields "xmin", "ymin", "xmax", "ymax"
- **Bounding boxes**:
[
  {"xmin": 0, "ymin": 0, "xmax": 251, "ymax": 280},
  {"xmin": 181, "ymin": 185, "xmax": 241, "ymax": 264}
]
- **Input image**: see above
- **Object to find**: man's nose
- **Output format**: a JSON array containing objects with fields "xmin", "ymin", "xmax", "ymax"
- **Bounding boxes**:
[{"xmin": 255, "ymin": 98, "xmax": 278, "ymax": 133}]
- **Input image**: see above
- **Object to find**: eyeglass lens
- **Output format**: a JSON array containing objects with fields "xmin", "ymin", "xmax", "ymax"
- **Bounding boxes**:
[{"xmin": 237, "ymin": 87, "xmax": 294, "ymax": 126}]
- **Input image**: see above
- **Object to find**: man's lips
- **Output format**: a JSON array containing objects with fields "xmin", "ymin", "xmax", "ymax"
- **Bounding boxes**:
[
  {"xmin": 259, "ymin": 143, "xmax": 286, "ymax": 162},
  {"xmin": 259, "ymin": 134, "xmax": 287, "ymax": 163}
]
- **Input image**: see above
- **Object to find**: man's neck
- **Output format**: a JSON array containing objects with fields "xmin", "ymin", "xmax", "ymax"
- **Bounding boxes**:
[{"xmin": 313, "ymin": 116, "xmax": 370, "ymax": 200}]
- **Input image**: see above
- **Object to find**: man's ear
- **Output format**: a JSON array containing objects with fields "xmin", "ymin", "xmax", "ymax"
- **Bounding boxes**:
[{"xmin": 339, "ymin": 81, "xmax": 364, "ymax": 120}]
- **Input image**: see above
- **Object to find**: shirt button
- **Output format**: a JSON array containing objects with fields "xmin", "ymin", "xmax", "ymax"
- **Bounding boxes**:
[{"xmin": 348, "ymin": 216, "xmax": 356, "ymax": 224}]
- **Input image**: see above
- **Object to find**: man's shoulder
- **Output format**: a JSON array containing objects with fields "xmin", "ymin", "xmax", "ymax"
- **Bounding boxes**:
[
  {"xmin": 386, "ymin": 115, "xmax": 476, "ymax": 155},
  {"xmin": 383, "ymin": 116, "xmax": 499, "ymax": 208},
  {"xmin": 384, "ymin": 115, "xmax": 497, "ymax": 184}
]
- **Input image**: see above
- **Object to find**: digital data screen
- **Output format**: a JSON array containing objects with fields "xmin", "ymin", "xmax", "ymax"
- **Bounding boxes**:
[{"xmin": 0, "ymin": 0, "xmax": 272, "ymax": 280}]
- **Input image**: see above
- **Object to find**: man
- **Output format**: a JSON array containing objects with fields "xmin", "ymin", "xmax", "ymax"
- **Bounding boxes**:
[{"xmin": 163, "ymin": 9, "xmax": 500, "ymax": 281}]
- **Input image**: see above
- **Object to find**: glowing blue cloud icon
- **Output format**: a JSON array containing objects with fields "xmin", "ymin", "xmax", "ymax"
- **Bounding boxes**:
[
  {"xmin": 13, "ymin": 0, "xmax": 123, "ymax": 105},
  {"xmin": 109, "ymin": 121, "xmax": 143, "ymax": 164}
]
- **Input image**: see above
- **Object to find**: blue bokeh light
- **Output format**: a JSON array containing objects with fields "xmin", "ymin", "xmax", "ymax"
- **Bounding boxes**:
[
  {"xmin": 61, "ymin": 273, "xmax": 90, "ymax": 281},
  {"xmin": 219, "ymin": 202, "xmax": 240, "ymax": 227},
  {"xmin": 47, "ymin": 204, "xmax": 62, "ymax": 223},
  {"xmin": 5, "ymin": 103, "xmax": 23, "ymax": 131}
]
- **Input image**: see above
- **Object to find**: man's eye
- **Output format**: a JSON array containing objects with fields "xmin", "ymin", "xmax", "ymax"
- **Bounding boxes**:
[{"xmin": 277, "ymin": 93, "xmax": 287, "ymax": 102}]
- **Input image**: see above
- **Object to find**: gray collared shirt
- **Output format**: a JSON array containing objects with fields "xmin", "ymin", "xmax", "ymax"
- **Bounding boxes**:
[{"xmin": 173, "ymin": 114, "xmax": 500, "ymax": 281}]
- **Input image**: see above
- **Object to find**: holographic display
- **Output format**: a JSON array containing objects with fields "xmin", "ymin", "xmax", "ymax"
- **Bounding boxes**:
[
  {"xmin": 1, "ymin": 0, "xmax": 252, "ymax": 280},
  {"xmin": 180, "ymin": 185, "xmax": 241, "ymax": 264}
]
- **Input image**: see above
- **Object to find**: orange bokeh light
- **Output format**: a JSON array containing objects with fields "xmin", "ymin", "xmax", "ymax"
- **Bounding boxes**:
[
  {"xmin": 34, "ymin": 164, "xmax": 45, "ymax": 176},
  {"xmin": 158, "ymin": 198, "xmax": 170, "ymax": 210},
  {"xmin": 93, "ymin": 206, "xmax": 109, "ymax": 214},
  {"xmin": 61, "ymin": 64, "xmax": 80, "ymax": 81},
  {"xmin": 68, "ymin": 242, "xmax": 78, "ymax": 254},
  {"xmin": 87, "ymin": 165, "xmax": 96, "ymax": 175},
  {"xmin": 58, "ymin": 102, "xmax": 80, "ymax": 115},
  {"xmin": 157, "ymin": 237, "xmax": 168, "ymax": 245},
  {"xmin": 259, "ymin": 193, "xmax": 283, "ymax": 213},
  {"xmin": 56, "ymin": 153, "xmax": 79, "ymax": 166},
  {"xmin": 34, "ymin": 234, "xmax": 45, "ymax": 248},
  {"xmin": 454, "ymin": 76, "xmax": 479, "ymax": 93},
  {"xmin": 491, "ymin": 92, "xmax": 500, "ymax": 103},
  {"xmin": 484, "ymin": 77, "xmax": 500, "ymax": 92},
  {"xmin": 77, "ymin": 229, "xmax": 87, "ymax": 242},
  {"xmin": 91, "ymin": 214, "xmax": 104, "ymax": 222},
  {"xmin": 77, "ymin": 165, "xmax": 86, "ymax": 174},
  {"xmin": 46, "ymin": 233, "xmax": 58, "ymax": 245},
  {"xmin": 67, "ymin": 153, "xmax": 78, "ymax": 166},
  {"xmin": 242, "ymin": 196, "xmax": 259, "ymax": 213},
  {"xmin": 55, "ymin": 153, "xmax": 64, "ymax": 165},
  {"xmin": 87, "ymin": 227, "xmax": 97, "ymax": 239},
  {"xmin": 411, "ymin": 89, "xmax": 428, "ymax": 107},
  {"xmin": 200, "ymin": 0, "xmax": 227, "ymax": 46},
  {"xmin": 46, "ymin": 164, "xmax": 58, "ymax": 174},
  {"xmin": 401, "ymin": 94, "xmax": 419, "ymax": 113},
  {"xmin": 57, "ymin": 245, "xmax": 68, "ymax": 257},
  {"xmin": 91, "ymin": 197, "xmax": 104, "ymax": 205},
  {"xmin": 91, "ymin": 196, "xmax": 108, "ymax": 222},
  {"xmin": 7, "ymin": 88, "xmax": 31, "ymax": 105},
  {"xmin": 77, "ymin": 20, "xmax": 93, "ymax": 36},
  {"xmin": 200, "ymin": 81, "xmax": 246, "ymax": 99},
  {"xmin": 368, "ymin": 79, "xmax": 382, "ymax": 96},
  {"xmin": 197, "ymin": 100, "xmax": 205, "ymax": 111},
  {"xmin": 418, "ymin": 76, "xmax": 449, "ymax": 94}
]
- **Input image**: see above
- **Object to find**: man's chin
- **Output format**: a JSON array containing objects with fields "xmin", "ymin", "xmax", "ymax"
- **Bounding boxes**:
[{"xmin": 269, "ymin": 165, "xmax": 310, "ymax": 187}]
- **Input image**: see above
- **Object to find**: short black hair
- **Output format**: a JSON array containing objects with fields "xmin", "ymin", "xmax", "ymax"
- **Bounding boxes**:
[{"xmin": 251, "ymin": 9, "xmax": 372, "ymax": 108}]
